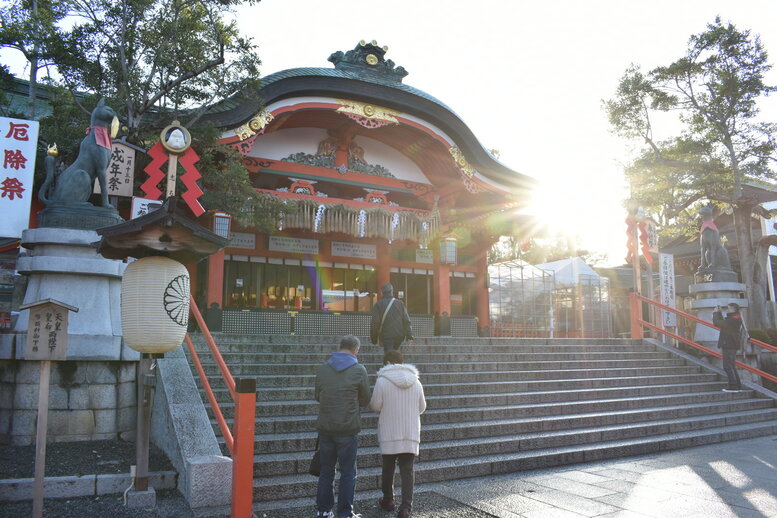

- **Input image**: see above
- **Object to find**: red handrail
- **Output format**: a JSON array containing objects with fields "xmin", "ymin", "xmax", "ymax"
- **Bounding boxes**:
[
  {"xmin": 189, "ymin": 298, "xmax": 236, "ymax": 399},
  {"xmin": 185, "ymin": 295, "xmax": 255, "ymax": 518},
  {"xmin": 184, "ymin": 334, "xmax": 234, "ymax": 453},
  {"xmin": 630, "ymin": 292, "xmax": 777, "ymax": 384}
]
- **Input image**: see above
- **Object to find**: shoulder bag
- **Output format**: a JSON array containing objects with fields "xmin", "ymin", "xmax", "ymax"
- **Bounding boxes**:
[{"xmin": 377, "ymin": 298, "xmax": 396, "ymax": 347}]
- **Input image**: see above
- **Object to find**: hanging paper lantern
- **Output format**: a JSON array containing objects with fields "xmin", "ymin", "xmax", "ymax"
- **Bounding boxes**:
[{"xmin": 121, "ymin": 256, "xmax": 190, "ymax": 353}]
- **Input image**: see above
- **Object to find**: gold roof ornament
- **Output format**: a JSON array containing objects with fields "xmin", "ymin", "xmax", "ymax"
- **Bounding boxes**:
[
  {"xmin": 449, "ymin": 146, "xmax": 477, "ymax": 178},
  {"xmin": 336, "ymin": 99, "xmax": 399, "ymax": 126},
  {"xmin": 235, "ymin": 109, "xmax": 275, "ymax": 141}
]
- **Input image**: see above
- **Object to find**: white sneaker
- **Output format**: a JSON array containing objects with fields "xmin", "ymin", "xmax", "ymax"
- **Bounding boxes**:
[{"xmin": 316, "ymin": 512, "xmax": 334, "ymax": 518}]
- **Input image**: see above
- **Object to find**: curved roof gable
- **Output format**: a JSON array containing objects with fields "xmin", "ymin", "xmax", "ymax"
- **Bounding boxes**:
[{"xmin": 203, "ymin": 41, "xmax": 534, "ymax": 191}]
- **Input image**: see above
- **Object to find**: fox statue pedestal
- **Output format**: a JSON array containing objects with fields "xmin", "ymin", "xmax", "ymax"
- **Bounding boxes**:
[
  {"xmin": 12, "ymin": 227, "xmax": 132, "ymax": 360},
  {"xmin": 689, "ymin": 281, "xmax": 748, "ymax": 346}
]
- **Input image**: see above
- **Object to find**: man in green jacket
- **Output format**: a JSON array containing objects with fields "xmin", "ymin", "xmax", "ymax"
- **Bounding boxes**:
[{"xmin": 314, "ymin": 335, "xmax": 370, "ymax": 518}]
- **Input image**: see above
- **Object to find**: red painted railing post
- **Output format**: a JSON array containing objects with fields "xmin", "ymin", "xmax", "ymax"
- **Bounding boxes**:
[
  {"xmin": 630, "ymin": 291, "xmax": 643, "ymax": 339},
  {"xmin": 231, "ymin": 377, "xmax": 256, "ymax": 518}
]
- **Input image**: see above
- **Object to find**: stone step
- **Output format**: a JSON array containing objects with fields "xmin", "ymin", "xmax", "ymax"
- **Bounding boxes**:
[
  {"xmin": 193, "ymin": 358, "xmax": 690, "ymax": 376},
  {"xmin": 188, "ymin": 333, "xmax": 643, "ymax": 349},
  {"xmin": 249, "ymin": 407, "xmax": 777, "ymax": 476},
  {"xmin": 199, "ymin": 370, "xmax": 716, "ymax": 390},
  {"xmin": 247, "ymin": 420, "xmax": 777, "ymax": 501},
  {"xmin": 216, "ymin": 395, "xmax": 773, "ymax": 435},
  {"xmin": 190, "ymin": 343, "xmax": 654, "ymax": 356},
  {"xmin": 200, "ymin": 373, "xmax": 721, "ymax": 402},
  {"xmin": 206, "ymin": 386, "xmax": 754, "ymax": 420},
  {"xmin": 208, "ymin": 380, "xmax": 729, "ymax": 409},
  {"xmin": 207, "ymin": 350, "xmax": 672, "ymax": 364},
  {"xmin": 244, "ymin": 400, "xmax": 776, "ymax": 455},
  {"xmin": 183, "ymin": 335, "xmax": 777, "ymax": 507}
]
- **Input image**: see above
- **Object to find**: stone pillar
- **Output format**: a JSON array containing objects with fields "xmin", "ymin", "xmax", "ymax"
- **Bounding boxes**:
[
  {"xmin": 690, "ymin": 281, "xmax": 761, "ymax": 384},
  {"xmin": 12, "ymin": 228, "xmax": 129, "ymax": 360},
  {"xmin": 689, "ymin": 282, "xmax": 748, "ymax": 345}
]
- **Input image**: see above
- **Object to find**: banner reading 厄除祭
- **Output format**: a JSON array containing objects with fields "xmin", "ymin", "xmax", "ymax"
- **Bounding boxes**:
[{"xmin": 0, "ymin": 117, "xmax": 39, "ymax": 238}]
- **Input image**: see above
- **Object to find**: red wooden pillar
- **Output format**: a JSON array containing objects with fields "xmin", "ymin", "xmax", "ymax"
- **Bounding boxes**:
[
  {"xmin": 231, "ymin": 377, "xmax": 256, "ymax": 518},
  {"xmin": 376, "ymin": 241, "xmax": 391, "ymax": 290},
  {"xmin": 630, "ymin": 291, "xmax": 643, "ymax": 339},
  {"xmin": 433, "ymin": 261, "xmax": 451, "ymax": 316},
  {"xmin": 207, "ymin": 250, "xmax": 225, "ymax": 308},
  {"xmin": 474, "ymin": 251, "xmax": 490, "ymax": 333}
]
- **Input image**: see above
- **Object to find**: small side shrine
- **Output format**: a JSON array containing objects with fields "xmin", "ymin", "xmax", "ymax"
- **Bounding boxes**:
[{"xmin": 195, "ymin": 40, "xmax": 536, "ymax": 336}]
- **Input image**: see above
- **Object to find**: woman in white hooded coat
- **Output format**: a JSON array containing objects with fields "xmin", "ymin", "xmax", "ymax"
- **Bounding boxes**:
[{"xmin": 370, "ymin": 350, "xmax": 426, "ymax": 518}]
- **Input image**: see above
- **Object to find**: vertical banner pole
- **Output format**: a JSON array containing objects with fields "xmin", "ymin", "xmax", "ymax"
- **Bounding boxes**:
[
  {"xmin": 134, "ymin": 354, "xmax": 153, "ymax": 491},
  {"xmin": 32, "ymin": 359, "xmax": 52, "ymax": 518}
]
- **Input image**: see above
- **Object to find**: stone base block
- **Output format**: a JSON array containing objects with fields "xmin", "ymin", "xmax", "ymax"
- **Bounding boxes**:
[
  {"xmin": 125, "ymin": 487, "xmax": 156, "ymax": 508},
  {"xmin": 183, "ymin": 455, "xmax": 232, "ymax": 508}
]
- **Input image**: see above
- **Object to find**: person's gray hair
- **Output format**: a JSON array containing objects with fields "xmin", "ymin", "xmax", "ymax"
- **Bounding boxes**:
[
  {"xmin": 381, "ymin": 283, "xmax": 393, "ymax": 295},
  {"xmin": 339, "ymin": 335, "xmax": 361, "ymax": 352}
]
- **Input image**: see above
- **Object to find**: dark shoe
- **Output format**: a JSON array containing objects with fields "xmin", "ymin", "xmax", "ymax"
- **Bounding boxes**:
[
  {"xmin": 379, "ymin": 497, "xmax": 396, "ymax": 511},
  {"xmin": 397, "ymin": 509, "xmax": 411, "ymax": 518}
]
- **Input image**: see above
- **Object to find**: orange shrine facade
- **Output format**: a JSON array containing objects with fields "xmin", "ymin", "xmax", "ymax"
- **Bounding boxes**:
[{"xmin": 195, "ymin": 41, "xmax": 534, "ymax": 336}]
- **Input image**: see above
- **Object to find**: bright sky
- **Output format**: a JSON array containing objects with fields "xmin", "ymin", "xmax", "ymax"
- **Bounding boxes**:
[
  {"xmin": 4, "ymin": 1, "xmax": 777, "ymax": 266},
  {"xmin": 237, "ymin": 0, "xmax": 777, "ymax": 265}
]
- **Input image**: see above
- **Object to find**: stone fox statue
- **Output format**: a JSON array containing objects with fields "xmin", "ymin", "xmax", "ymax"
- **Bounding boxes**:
[
  {"xmin": 39, "ymin": 99, "xmax": 119, "ymax": 207},
  {"xmin": 698, "ymin": 206, "xmax": 732, "ymax": 272}
]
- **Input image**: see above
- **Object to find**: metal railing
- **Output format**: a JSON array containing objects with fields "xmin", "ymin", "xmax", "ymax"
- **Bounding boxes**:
[
  {"xmin": 185, "ymin": 295, "xmax": 256, "ymax": 518},
  {"xmin": 630, "ymin": 292, "xmax": 777, "ymax": 384}
]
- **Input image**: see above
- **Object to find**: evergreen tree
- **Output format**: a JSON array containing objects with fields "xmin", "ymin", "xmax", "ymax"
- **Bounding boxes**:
[{"xmin": 606, "ymin": 17, "xmax": 777, "ymax": 326}]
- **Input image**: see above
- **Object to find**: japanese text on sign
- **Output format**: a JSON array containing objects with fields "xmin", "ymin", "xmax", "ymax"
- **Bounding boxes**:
[
  {"xmin": 0, "ymin": 117, "xmax": 39, "ymax": 239},
  {"xmin": 94, "ymin": 142, "xmax": 136, "ymax": 197},
  {"xmin": 131, "ymin": 196, "xmax": 163, "ymax": 219},
  {"xmin": 26, "ymin": 304, "xmax": 69, "ymax": 361},
  {"xmin": 659, "ymin": 253, "xmax": 677, "ymax": 327}
]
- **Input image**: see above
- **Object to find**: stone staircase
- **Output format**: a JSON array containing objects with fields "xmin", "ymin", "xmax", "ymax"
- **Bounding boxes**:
[{"xmin": 188, "ymin": 336, "xmax": 777, "ymax": 506}]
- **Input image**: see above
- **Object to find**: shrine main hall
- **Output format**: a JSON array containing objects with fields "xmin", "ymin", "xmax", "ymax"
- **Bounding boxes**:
[{"xmin": 194, "ymin": 41, "xmax": 534, "ymax": 337}]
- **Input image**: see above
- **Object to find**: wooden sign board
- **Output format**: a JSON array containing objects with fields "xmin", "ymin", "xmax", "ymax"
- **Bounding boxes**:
[
  {"xmin": 93, "ymin": 142, "xmax": 136, "ymax": 197},
  {"xmin": 23, "ymin": 301, "xmax": 75, "ymax": 361}
]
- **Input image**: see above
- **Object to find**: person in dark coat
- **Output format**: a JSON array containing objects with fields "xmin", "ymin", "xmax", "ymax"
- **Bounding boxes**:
[
  {"xmin": 314, "ymin": 335, "xmax": 370, "ymax": 518},
  {"xmin": 371, "ymin": 283, "xmax": 413, "ymax": 354},
  {"xmin": 712, "ymin": 302, "xmax": 744, "ymax": 392}
]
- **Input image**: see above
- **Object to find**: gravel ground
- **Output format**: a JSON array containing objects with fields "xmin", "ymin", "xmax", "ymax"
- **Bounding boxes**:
[
  {"xmin": 0, "ymin": 441, "xmax": 492, "ymax": 517},
  {"xmin": 0, "ymin": 440, "xmax": 174, "ymax": 478},
  {"xmin": 0, "ymin": 490, "xmax": 495, "ymax": 518}
]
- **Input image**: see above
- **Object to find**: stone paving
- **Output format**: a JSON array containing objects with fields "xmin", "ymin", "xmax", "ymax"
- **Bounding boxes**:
[
  {"xmin": 2, "ymin": 434, "xmax": 776, "ymax": 517},
  {"xmin": 423, "ymin": 433, "xmax": 777, "ymax": 518}
]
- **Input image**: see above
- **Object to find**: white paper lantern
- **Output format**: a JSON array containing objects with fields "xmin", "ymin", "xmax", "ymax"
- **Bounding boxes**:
[{"xmin": 121, "ymin": 256, "xmax": 190, "ymax": 353}]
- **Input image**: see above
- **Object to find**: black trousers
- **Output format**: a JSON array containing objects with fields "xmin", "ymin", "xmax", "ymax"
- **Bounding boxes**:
[
  {"xmin": 381, "ymin": 453, "xmax": 415, "ymax": 512},
  {"xmin": 722, "ymin": 348, "xmax": 741, "ymax": 389}
]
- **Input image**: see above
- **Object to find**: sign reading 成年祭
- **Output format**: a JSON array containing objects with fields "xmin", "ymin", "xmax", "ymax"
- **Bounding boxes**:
[
  {"xmin": 659, "ymin": 253, "xmax": 677, "ymax": 327},
  {"xmin": 94, "ymin": 142, "xmax": 136, "ymax": 197},
  {"xmin": 0, "ymin": 117, "xmax": 40, "ymax": 238}
]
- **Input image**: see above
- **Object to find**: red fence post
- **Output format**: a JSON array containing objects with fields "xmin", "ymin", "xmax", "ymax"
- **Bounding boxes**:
[
  {"xmin": 630, "ymin": 292, "xmax": 643, "ymax": 340},
  {"xmin": 231, "ymin": 377, "xmax": 256, "ymax": 518}
]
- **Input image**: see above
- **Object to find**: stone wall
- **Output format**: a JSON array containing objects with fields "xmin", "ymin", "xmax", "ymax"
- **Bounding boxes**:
[{"xmin": 0, "ymin": 359, "xmax": 136, "ymax": 445}]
